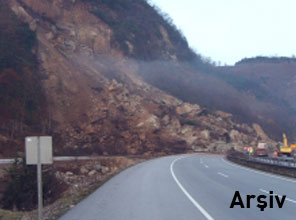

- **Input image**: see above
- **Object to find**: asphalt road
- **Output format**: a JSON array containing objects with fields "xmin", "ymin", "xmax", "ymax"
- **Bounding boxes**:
[{"xmin": 58, "ymin": 154, "xmax": 296, "ymax": 220}]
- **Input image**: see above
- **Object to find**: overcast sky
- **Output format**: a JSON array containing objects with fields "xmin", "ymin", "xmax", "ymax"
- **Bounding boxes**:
[{"xmin": 150, "ymin": 0, "xmax": 296, "ymax": 65}]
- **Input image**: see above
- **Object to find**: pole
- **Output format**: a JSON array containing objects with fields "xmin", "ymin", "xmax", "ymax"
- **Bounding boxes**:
[{"xmin": 37, "ymin": 136, "xmax": 43, "ymax": 220}]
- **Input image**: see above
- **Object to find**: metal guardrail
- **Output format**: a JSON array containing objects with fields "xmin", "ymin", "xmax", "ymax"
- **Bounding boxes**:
[
  {"xmin": 0, "ymin": 159, "xmax": 16, "ymax": 165},
  {"xmin": 0, "ymin": 156, "xmax": 94, "ymax": 165},
  {"xmin": 0, "ymin": 155, "xmax": 153, "ymax": 165},
  {"xmin": 250, "ymin": 156, "xmax": 296, "ymax": 169},
  {"xmin": 227, "ymin": 153, "xmax": 296, "ymax": 178},
  {"xmin": 227, "ymin": 152, "xmax": 296, "ymax": 169}
]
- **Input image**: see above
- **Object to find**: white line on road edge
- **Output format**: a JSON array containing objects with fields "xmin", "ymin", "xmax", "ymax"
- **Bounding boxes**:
[
  {"xmin": 170, "ymin": 157, "xmax": 215, "ymax": 220},
  {"xmin": 217, "ymin": 172, "xmax": 229, "ymax": 178},
  {"xmin": 221, "ymin": 158, "xmax": 296, "ymax": 184},
  {"xmin": 259, "ymin": 189, "xmax": 296, "ymax": 204}
]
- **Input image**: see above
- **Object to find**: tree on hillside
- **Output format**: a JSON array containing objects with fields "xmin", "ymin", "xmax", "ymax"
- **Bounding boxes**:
[{"xmin": 1, "ymin": 158, "xmax": 65, "ymax": 211}]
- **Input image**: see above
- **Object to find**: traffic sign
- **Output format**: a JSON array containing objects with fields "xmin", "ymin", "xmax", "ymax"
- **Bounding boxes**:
[
  {"xmin": 25, "ymin": 136, "xmax": 53, "ymax": 220},
  {"xmin": 25, "ymin": 136, "xmax": 53, "ymax": 165}
]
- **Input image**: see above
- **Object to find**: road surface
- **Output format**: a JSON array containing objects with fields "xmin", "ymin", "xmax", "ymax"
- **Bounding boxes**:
[{"xmin": 58, "ymin": 154, "xmax": 296, "ymax": 220}]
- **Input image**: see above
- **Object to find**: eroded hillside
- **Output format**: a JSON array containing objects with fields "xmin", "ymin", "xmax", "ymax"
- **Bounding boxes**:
[{"xmin": 0, "ymin": 0, "xmax": 272, "ymax": 157}]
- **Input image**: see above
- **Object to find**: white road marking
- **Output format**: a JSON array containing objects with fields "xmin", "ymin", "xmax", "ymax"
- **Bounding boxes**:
[
  {"xmin": 259, "ymin": 189, "xmax": 296, "ymax": 204},
  {"xmin": 259, "ymin": 189, "xmax": 270, "ymax": 195},
  {"xmin": 285, "ymin": 198, "xmax": 296, "ymax": 204},
  {"xmin": 204, "ymin": 164, "xmax": 209, "ymax": 168},
  {"xmin": 170, "ymin": 157, "xmax": 215, "ymax": 220},
  {"xmin": 200, "ymin": 159, "xmax": 204, "ymax": 164},
  {"xmin": 221, "ymin": 158, "xmax": 296, "ymax": 184},
  {"xmin": 217, "ymin": 172, "xmax": 229, "ymax": 178}
]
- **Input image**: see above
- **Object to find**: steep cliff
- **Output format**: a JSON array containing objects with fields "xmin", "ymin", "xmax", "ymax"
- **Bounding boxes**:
[{"xmin": 0, "ymin": 0, "xmax": 268, "ymax": 157}]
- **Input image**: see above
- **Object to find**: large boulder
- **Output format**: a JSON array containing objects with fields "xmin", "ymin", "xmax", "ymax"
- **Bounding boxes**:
[
  {"xmin": 176, "ymin": 103, "xmax": 200, "ymax": 115},
  {"xmin": 201, "ymin": 130, "xmax": 210, "ymax": 140},
  {"xmin": 137, "ymin": 114, "xmax": 160, "ymax": 131},
  {"xmin": 215, "ymin": 110, "xmax": 232, "ymax": 119},
  {"xmin": 229, "ymin": 129, "xmax": 240, "ymax": 142}
]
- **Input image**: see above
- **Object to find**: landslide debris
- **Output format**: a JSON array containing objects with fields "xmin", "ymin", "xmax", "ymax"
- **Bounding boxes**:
[{"xmin": 0, "ymin": 0, "xmax": 275, "ymax": 157}]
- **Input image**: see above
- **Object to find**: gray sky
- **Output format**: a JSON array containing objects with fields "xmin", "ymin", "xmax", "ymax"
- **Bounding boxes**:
[{"xmin": 150, "ymin": 0, "xmax": 296, "ymax": 65}]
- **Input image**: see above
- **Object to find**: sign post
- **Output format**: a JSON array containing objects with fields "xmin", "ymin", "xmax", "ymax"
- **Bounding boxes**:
[
  {"xmin": 25, "ymin": 136, "xmax": 52, "ymax": 220},
  {"xmin": 37, "ymin": 137, "xmax": 43, "ymax": 220}
]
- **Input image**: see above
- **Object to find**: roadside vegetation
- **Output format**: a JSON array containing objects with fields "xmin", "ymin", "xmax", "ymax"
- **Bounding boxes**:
[
  {"xmin": 0, "ymin": 2, "xmax": 49, "ymax": 157},
  {"xmin": 0, "ymin": 159, "xmax": 66, "ymax": 212},
  {"xmin": 0, "ymin": 156, "xmax": 147, "ymax": 220}
]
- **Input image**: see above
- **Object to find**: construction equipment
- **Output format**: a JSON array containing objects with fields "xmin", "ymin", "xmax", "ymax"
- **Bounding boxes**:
[{"xmin": 279, "ymin": 133, "xmax": 296, "ymax": 157}]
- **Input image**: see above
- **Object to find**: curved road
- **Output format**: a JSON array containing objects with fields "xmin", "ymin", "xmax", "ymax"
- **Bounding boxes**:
[{"xmin": 58, "ymin": 154, "xmax": 296, "ymax": 220}]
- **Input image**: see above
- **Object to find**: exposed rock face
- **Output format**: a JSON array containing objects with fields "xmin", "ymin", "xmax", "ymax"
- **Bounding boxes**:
[
  {"xmin": 252, "ymin": 123, "xmax": 271, "ymax": 141},
  {"xmin": 0, "ymin": 0, "xmax": 274, "ymax": 157}
]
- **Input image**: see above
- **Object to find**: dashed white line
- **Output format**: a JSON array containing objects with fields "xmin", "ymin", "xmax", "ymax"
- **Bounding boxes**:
[
  {"xmin": 260, "ymin": 189, "xmax": 275, "ymax": 194},
  {"xmin": 259, "ymin": 189, "xmax": 270, "ymax": 195},
  {"xmin": 204, "ymin": 164, "xmax": 209, "ymax": 168},
  {"xmin": 259, "ymin": 189, "xmax": 296, "ymax": 204},
  {"xmin": 170, "ymin": 157, "xmax": 215, "ymax": 220},
  {"xmin": 221, "ymin": 158, "xmax": 296, "ymax": 184},
  {"xmin": 217, "ymin": 172, "xmax": 229, "ymax": 178},
  {"xmin": 285, "ymin": 197, "xmax": 296, "ymax": 204}
]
